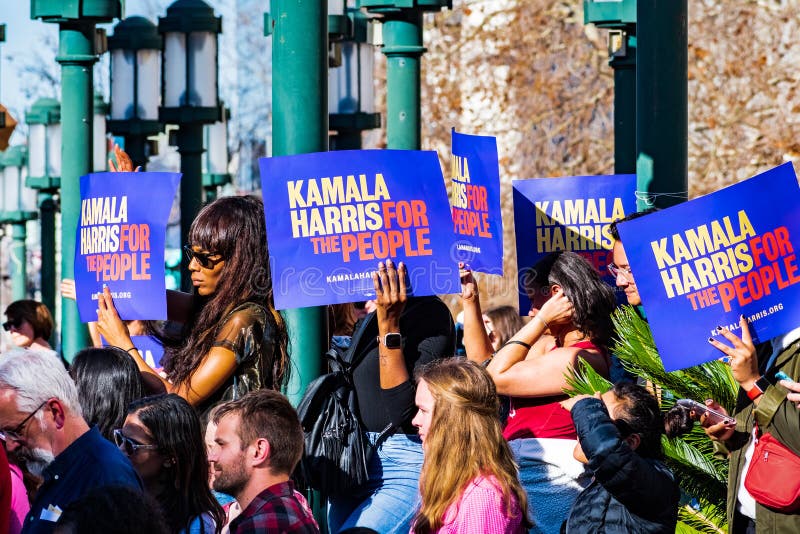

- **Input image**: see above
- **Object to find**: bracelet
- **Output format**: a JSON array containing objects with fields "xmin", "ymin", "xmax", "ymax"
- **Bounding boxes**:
[
  {"xmin": 502, "ymin": 340, "xmax": 532, "ymax": 351},
  {"xmin": 125, "ymin": 347, "xmax": 138, "ymax": 355},
  {"xmin": 534, "ymin": 315, "xmax": 549, "ymax": 329}
]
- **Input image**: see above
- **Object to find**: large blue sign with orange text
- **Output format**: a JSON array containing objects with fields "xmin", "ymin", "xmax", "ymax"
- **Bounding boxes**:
[
  {"xmin": 618, "ymin": 163, "xmax": 800, "ymax": 371},
  {"xmin": 450, "ymin": 130, "xmax": 503, "ymax": 273},
  {"xmin": 75, "ymin": 172, "xmax": 181, "ymax": 322},
  {"xmin": 513, "ymin": 175, "xmax": 637, "ymax": 313},
  {"xmin": 260, "ymin": 150, "xmax": 460, "ymax": 309}
]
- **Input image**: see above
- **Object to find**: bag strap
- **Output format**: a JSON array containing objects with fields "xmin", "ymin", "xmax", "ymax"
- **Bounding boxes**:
[{"xmin": 345, "ymin": 312, "xmax": 378, "ymax": 370}]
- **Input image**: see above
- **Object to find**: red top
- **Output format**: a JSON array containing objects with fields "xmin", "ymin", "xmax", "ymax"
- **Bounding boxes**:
[{"xmin": 503, "ymin": 340, "xmax": 608, "ymax": 441}]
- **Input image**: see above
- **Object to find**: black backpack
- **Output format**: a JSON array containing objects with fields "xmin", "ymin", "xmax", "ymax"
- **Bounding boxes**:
[{"xmin": 295, "ymin": 313, "xmax": 393, "ymax": 495}]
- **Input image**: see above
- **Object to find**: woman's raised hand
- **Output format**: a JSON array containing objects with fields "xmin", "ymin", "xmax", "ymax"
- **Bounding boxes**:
[
  {"xmin": 108, "ymin": 144, "xmax": 141, "ymax": 173},
  {"xmin": 459, "ymin": 262, "xmax": 478, "ymax": 302},
  {"xmin": 708, "ymin": 315, "xmax": 759, "ymax": 390},
  {"xmin": 537, "ymin": 287, "xmax": 574, "ymax": 325},
  {"xmin": 95, "ymin": 286, "xmax": 132, "ymax": 348},
  {"xmin": 372, "ymin": 259, "xmax": 407, "ymax": 328}
]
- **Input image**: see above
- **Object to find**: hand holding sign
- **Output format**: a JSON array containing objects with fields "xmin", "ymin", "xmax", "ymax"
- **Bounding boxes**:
[
  {"xmin": 96, "ymin": 286, "xmax": 133, "ymax": 350},
  {"xmin": 708, "ymin": 315, "xmax": 759, "ymax": 390},
  {"xmin": 108, "ymin": 144, "xmax": 141, "ymax": 173},
  {"xmin": 373, "ymin": 259, "xmax": 407, "ymax": 330}
]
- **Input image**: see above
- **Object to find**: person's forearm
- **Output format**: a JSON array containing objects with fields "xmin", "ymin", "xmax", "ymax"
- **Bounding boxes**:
[
  {"xmin": 378, "ymin": 317, "xmax": 409, "ymax": 389},
  {"xmin": 461, "ymin": 291, "xmax": 493, "ymax": 363},
  {"xmin": 488, "ymin": 316, "xmax": 548, "ymax": 374}
]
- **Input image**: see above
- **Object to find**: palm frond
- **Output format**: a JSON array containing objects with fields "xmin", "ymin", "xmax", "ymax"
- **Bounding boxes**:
[
  {"xmin": 564, "ymin": 357, "xmax": 612, "ymax": 396},
  {"xmin": 676, "ymin": 504, "xmax": 727, "ymax": 534}
]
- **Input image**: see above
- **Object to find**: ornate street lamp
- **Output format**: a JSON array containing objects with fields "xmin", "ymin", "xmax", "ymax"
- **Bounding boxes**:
[
  {"xmin": 0, "ymin": 146, "xmax": 37, "ymax": 301},
  {"xmin": 107, "ymin": 16, "xmax": 164, "ymax": 169},
  {"xmin": 158, "ymin": 0, "xmax": 222, "ymax": 290},
  {"xmin": 202, "ymin": 106, "xmax": 231, "ymax": 202},
  {"xmin": 25, "ymin": 97, "xmax": 62, "ymax": 317},
  {"xmin": 329, "ymin": 4, "xmax": 380, "ymax": 150}
]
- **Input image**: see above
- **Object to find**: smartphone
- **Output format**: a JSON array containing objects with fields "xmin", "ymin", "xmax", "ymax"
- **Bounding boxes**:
[
  {"xmin": 676, "ymin": 399, "xmax": 735, "ymax": 426},
  {"xmin": 775, "ymin": 371, "xmax": 794, "ymax": 383}
]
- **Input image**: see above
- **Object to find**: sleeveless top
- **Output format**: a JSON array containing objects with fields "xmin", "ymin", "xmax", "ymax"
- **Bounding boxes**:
[
  {"xmin": 503, "ymin": 340, "xmax": 608, "ymax": 441},
  {"xmin": 196, "ymin": 302, "xmax": 280, "ymax": 414}
]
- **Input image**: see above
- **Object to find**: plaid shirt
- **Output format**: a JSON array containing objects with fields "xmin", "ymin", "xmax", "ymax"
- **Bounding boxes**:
[{"xmin": 229, "ymin": 480, "xmax": 319, "ymax": 534}]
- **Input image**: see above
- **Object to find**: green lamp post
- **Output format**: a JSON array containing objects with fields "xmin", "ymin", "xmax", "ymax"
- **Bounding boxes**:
[
  {"xmin": 584, "ymin": 0, "xmax": 637, "ymax": 175},
  {"xmin": 329, "ymin": 3, "xmax": 381, "ymax": 150},
  {"xmin": 158, "ymin": 0, "xmax": 223, "ymax": 291},
  {"xmin": 108, "ymin": 16, "xmax": 164, "ymax": 170},
  {"xmin": 0, "ymin": 146, "xmax": 38, "ymax": 301},
  {"xmin": 202, "ymin": 106, "xmax": 231, "ymax": 202},
  {"xmin": 25, "ymin": 97, "xmax": 62, "ymax": 320},
  {"xmin": 31, "ymin": 0, "xmax": 122, "ymax": 361},
  {"xmin": 268, "ymin": 0, "xmax": 329, "ymax": 407},
  {"xmin": 358, "ymin": 0, "xmax": 451, "ymax": 150},
  {"xmin": 636, "ymin": 0, "xmax": 687, "ymax": 210}
]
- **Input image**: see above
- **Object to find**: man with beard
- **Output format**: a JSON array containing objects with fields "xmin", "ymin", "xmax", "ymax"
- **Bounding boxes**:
[
  {"xmin": 210, "ymin": 390, "xmax": 318, "ymax": 534},
  {"xmin": 0, "ymin": 350, "xmax": 141, "ymax": 533}
]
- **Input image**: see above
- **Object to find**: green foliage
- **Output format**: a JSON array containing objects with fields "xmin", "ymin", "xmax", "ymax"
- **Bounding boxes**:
[{"xmin": 567, "ymin": 305, "xmax": 737, "ymax": 533}]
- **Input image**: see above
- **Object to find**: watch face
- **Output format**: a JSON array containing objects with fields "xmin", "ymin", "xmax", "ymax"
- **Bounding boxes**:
[{"xmin": 384, "ymin": 333, "xmax": 403, "ymax": 349}]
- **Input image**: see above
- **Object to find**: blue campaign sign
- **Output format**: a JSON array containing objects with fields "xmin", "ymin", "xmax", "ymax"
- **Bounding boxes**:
[
  {"xmin": 260, "ymin": 150, "xmax": 460, "ymax": 309},
  {"xmin": 101, "ymin": 334, "xmax": 165, "ymax": 370},
  {"xmin": 75, "ymin": 172, "xmax": 181, "ymax": 322},
  {"xmin": 513, "ymin": 174, "xmax": 637, "ymax": 313},
  {"xmin": 618, "ymin": 162, "xmax": 800, "ymax": 371},
  {"xmin": 450, "ymin": 129, "xmax": 503, "ymax": 273}
]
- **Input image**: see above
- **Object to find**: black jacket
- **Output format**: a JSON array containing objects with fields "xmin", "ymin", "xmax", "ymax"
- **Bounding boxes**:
[{"xmin": 563, "ymin": 397, "xmax": 679, "ymax": 534}]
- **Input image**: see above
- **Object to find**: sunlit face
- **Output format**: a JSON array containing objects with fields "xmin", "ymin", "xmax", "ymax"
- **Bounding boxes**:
[
  {"xmin": 6, "ymin": 317, "xmax": 35, "ymax": 349},
  {"xmin": 210, "ymin": 413, "xmax": 249, "ymax": 498},
  {"xmin": 205, "ymin": 419, "xmax": 219, "ymax": 486},
  {"xmin": 611, "ymin": 241, "xmax": 641, "ymax": 306},
  {"xmin": 119, "ymin": 412, "xmax": 166, "ymax": 485},
  {"xmin": 411, "ymin": 379, "xmax": 435, "ymax": 445},
  {"xmin": 0, "ymin": 389, "xmax": 55, "ymax": 476},
  {"xmin": 187, "ymin": 246, "xmax": 225, "ymax": 297}
]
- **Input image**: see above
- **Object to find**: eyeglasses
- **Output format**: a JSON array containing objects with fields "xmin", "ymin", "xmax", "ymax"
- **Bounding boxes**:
[
  {"xmin": 2, "ymin": 318, "xmax": 22, "ymax": 332},
  {"xmin": 607, "ymin": 263, "xmax": 634, "ymax": 280},
  {"xmin": 113, "ymin": 429, "xmax": 160, "ymax": 456},
  {"xmin": 183, "ymin": 245, "xmax": 224, "ymax": 269},
  {"xmin": 0, "ymin": 400, "xmax": 48, "ymax": 442}
]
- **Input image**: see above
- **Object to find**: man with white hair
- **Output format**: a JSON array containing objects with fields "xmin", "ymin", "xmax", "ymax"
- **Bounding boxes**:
[{"xmin": 0, "ymin": 350, "xmax": 141, "ymax": 533}]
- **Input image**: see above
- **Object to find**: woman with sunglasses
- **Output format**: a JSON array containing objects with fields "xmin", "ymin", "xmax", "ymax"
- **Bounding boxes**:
[
  {"xmin": 3, "ymin": 300, "xmax": 56, "ymax": 358},
  {"xmin": 116, "ymin": 394, "xmax": 225, "ymax": 533},
  {"xmin": 92, "ymin": 148, "xmax": 289, "ymax": 413}
]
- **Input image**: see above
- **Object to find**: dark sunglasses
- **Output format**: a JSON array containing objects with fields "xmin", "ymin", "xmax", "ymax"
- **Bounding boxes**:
[
  {"xmin": 183, "ymin": 245, "xmax": 224, "ymax": 269},
  {"xmin": 113, "ymin": 429, "xmax": 160, "ymax": 456},
  {"xmin": 2, "ymin": 318, "xmax": 22, "ymax": 332}
]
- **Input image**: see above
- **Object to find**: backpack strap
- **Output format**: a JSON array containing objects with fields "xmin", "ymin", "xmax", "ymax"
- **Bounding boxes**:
[{"xmin": 345, "ymin": 311, "xmax": 378, "ymax": 370}]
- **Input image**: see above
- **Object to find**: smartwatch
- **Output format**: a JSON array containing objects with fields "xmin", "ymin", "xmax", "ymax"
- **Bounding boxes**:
[
  {"xmin": 746, "ymin": 376, "xmax": 771, "ymax": 401},
  {"xmin": 377, "ymin": 333, "xmax": 403, "ymax": 349}
]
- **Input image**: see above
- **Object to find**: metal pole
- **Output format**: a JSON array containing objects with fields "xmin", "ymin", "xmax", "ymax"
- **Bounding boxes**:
[
  {"xmin": 271, "ymin": 0, "xmax": 328, "ymax": 406},
  {"xmin": 9, "ymin": 223, "xmax": 27, "ymax": 301},
  {"xmin": 177, "ymin": 123, "xmax": 204, "ymax": 292},
  {"xmin": 636, "ymin": 0, "xmax": 687, "ymax": 210},
  {"xmin": 39, "ymin": 193, "xmax": 57, "ymax": 318},
  {"xmin": 124, "ymin": 134, "xmax": 148, "ymax": 171},
  {"xmin": 57, "ymin": 21, "xmax": 95, "ymax": 360},
  {"xmin": 382, "ymin": 11, "xmax": 424, "ymax": 150},
  {"xmin": 611, "ymin": 33, "xmax": 637, "ymax": 175}
]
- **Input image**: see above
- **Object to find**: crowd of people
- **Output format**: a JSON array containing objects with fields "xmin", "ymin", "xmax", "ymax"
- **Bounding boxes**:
[{"xmin": 1, "ymin": 162, "xmax": 799, "ymax": 533}]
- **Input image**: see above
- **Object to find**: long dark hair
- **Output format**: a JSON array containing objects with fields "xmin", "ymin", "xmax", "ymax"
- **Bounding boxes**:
[
  {"xmin": 526, "ymin": 251, "xmax": 616, "ymax": 346},
  {"xmin": 127, "ymin": 394, "xmax": 225, "ymax": 533},
  {"xmin": 162, "ymin": 195, "xmax": 289, "ymax": 390},
  {"xmin": 70, "ymin": 347, "xmax": 144, "ymax": 440}
]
